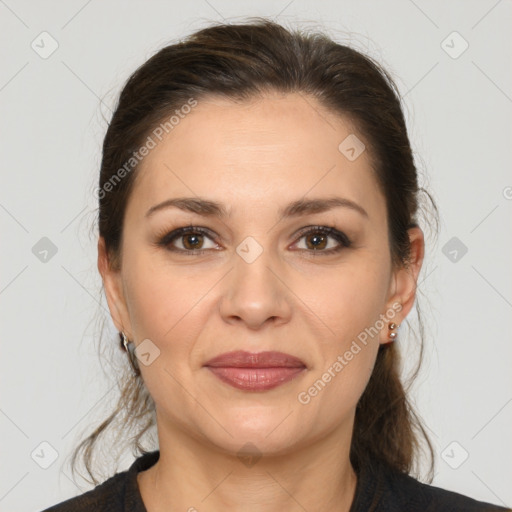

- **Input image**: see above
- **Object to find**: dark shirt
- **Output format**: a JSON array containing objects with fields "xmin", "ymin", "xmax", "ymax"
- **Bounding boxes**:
[{"xmin": 41, "ymin": 450, "xmax": 510, "ymax": 512}]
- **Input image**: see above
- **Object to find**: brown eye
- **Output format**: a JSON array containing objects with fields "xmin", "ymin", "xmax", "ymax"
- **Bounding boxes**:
[
  {"xmin": 304, "ymin": 232, "xmax": 328, "ymax": 250},
  {"xmin": 158, "ymin": 227, "xmax": 218, "ymax": 253},
  {"xmin": 181, "ymin": 233, "xmax": 205, "ymax": 250},
  {"xmin": 293, "ymin": 226, "xmax": 351, "ymax": 255},
  {"xmin": 158, "ymin": 225, "xmax": 351, "ymax": 256}
]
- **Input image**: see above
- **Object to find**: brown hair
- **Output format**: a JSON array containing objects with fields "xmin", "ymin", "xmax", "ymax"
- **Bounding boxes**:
[{"xmin": 72, "ymin": 17, "xmax": 438, "ymax": 485}]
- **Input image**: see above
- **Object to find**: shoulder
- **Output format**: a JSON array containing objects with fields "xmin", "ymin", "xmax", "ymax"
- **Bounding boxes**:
[
  {"xmin": 39, "ymin": 450, "xmax": 160, "ymax": 512},
  {"xmin": 40, "ymin": 472, "xmax": 126, "ymax": 512},
  {"xmin": 367, "ymin": 460, "xmax": 511, "ymax": 512}
]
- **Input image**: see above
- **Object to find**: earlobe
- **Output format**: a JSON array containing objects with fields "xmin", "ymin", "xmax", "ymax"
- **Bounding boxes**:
[
  {"xmin": 97, "ymin": 237, "xmax": 132, "ymax": 336},
  {"xmin": 379, "ymin": 226, "xmax": 425, "ymax": 345}
]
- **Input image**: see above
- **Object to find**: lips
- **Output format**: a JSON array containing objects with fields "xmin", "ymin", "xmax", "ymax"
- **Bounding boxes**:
[
  {"xmin": 204, "ymin": 350, "xmax": 307, "ymax": 391},
  {"xmin": 204, "ymin": 350, "xmax": 306, "ymax": 368}
]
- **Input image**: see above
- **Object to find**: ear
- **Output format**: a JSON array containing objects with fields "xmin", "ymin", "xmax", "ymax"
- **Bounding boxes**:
[
  {"xmin": 97, "ymin": 236, "xmax": 133, "ymax": 338},
  {"xmin": 379, "ymin": 226, "xmax": 425, "ymax": 345}
]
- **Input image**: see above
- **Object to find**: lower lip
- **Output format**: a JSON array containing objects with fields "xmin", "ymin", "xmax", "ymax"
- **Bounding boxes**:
[{"xmin": 206, "ymin": 366, "xmax": 306, "ymax": 391}]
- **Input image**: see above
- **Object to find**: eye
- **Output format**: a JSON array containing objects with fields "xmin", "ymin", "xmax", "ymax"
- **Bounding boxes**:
[
  {"xmin": 157, "ymin": 224, "xmax": 351, "ymax": 256},
  {"xmin": 291, "ymin": 225, "xmax": 351, "ymax": 255},
  {"xmin": 157, "ymin": 226, "xmax": 219, "ymax": 254}
]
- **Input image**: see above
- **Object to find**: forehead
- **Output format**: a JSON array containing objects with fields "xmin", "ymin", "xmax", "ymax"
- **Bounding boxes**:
[{"xmin": 128, "ymin": 92, "xmax": 385, "ymax": 222}]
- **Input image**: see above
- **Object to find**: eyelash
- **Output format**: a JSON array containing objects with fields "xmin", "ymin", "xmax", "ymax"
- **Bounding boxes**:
[{"xmin": 156, "ymin": 224, "xmax": 352, "ymax": 256}]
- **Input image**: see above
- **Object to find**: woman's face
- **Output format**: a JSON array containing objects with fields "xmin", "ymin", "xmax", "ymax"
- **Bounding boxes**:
[{"xmin": 100, "ymin": 92, "xmax": 423, "ymax": 456}]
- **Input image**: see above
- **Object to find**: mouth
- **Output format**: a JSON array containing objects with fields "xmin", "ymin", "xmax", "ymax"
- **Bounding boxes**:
[{"xmin": 203, "ymin": 350, "xmax": 307, "ymax": 391}]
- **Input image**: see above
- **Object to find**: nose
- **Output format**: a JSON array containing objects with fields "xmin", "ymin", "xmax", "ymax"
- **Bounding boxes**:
[{"xmin": 219, "ymin": 240, "xmax": 292, "ymax": 330}]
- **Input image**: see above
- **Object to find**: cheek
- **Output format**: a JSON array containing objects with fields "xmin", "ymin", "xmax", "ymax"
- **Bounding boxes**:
[
  {"xmin": 299, "ymin": 259, "xmax": 390, "ymax": 345},
  {"xmin": 293, "ymin": 262, "xmax": 388, "ymax": 410},
  {"xmin": 296, "ymin": 305, "xmax": 380, "ymax": 427},
  {"xmin": 122, "ymin": 253, "xmax": 204, "ymax": 343},
  {"xmin": 122, "ymin": 258, "xmax": 210, "ymax": 405}
]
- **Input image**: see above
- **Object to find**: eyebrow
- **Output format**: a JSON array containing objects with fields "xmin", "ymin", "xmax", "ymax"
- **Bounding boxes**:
[{"xmin": 145, "ymin": 196, "xmax": 369, "ymax": 219}]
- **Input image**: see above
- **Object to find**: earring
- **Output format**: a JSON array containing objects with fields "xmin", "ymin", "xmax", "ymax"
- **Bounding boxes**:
[
  {"xmin": 120, "ymin": 330, "xmax": 129, "ymax": 351},
  {"xmin": 388, "ymin": 322, "xmax": 399, "ymax": 342},
  {"xmin": 120, "ymin": 331, "xmax": 141, "ymax": 377}
]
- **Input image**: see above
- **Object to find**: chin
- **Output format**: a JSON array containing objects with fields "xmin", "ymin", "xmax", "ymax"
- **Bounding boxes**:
[
  {"xmin": 202, "ymin": 408, "xmax": 303, "ymax": 457},
  {"xmin": 212, "ymin": 431, "xmax": 300, "ymax": 461}
]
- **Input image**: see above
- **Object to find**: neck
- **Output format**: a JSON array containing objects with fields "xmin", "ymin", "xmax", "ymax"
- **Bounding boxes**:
[{"xmin": 137, "ymin": 418, "xmax": 358, "ymax": 512}]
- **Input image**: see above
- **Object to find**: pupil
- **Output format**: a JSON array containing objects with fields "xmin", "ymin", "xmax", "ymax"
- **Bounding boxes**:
[
  {"xmin": 309, "ymin": 234, "xmax": 326, "ymax": 250},
  {"xmin": 185, "ymin": 235, "xmax": 201, "ymax": 249}
]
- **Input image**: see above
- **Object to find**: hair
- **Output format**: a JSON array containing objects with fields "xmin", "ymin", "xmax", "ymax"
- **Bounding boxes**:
[{"xmin": 72, "ymin": 17, "xmax": 439, "ymax": 486}]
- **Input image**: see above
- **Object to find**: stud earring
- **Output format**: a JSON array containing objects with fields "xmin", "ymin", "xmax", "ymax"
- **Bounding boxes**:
[
  {"xmin": 388, "ymin": 322, "xmax": 399, "ymax": 342},
  {"xmin": 120, "ymin": 331, "xmax": 141, "ymax": 376}
]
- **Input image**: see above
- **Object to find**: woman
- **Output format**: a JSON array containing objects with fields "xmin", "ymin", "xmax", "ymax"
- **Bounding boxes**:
[{"xmin": 43, "ymin": 18, "xmax": 510, "ymax": 512}]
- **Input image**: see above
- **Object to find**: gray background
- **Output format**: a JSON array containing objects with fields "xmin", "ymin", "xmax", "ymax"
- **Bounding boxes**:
[{"xmin": 1, "ymin": 1, "xmax": 511, "ymax": 510}]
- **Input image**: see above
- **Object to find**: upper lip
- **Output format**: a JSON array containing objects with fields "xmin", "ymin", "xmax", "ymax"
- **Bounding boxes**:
[{"xmin": 204, "ymin": 350, "xmax": 306, "ymax": 368}]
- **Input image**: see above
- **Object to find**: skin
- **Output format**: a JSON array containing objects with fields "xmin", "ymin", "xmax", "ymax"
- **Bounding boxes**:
[{"xmin": 98, "ymin": 91, "xmax": 424, "ymax": 512}]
